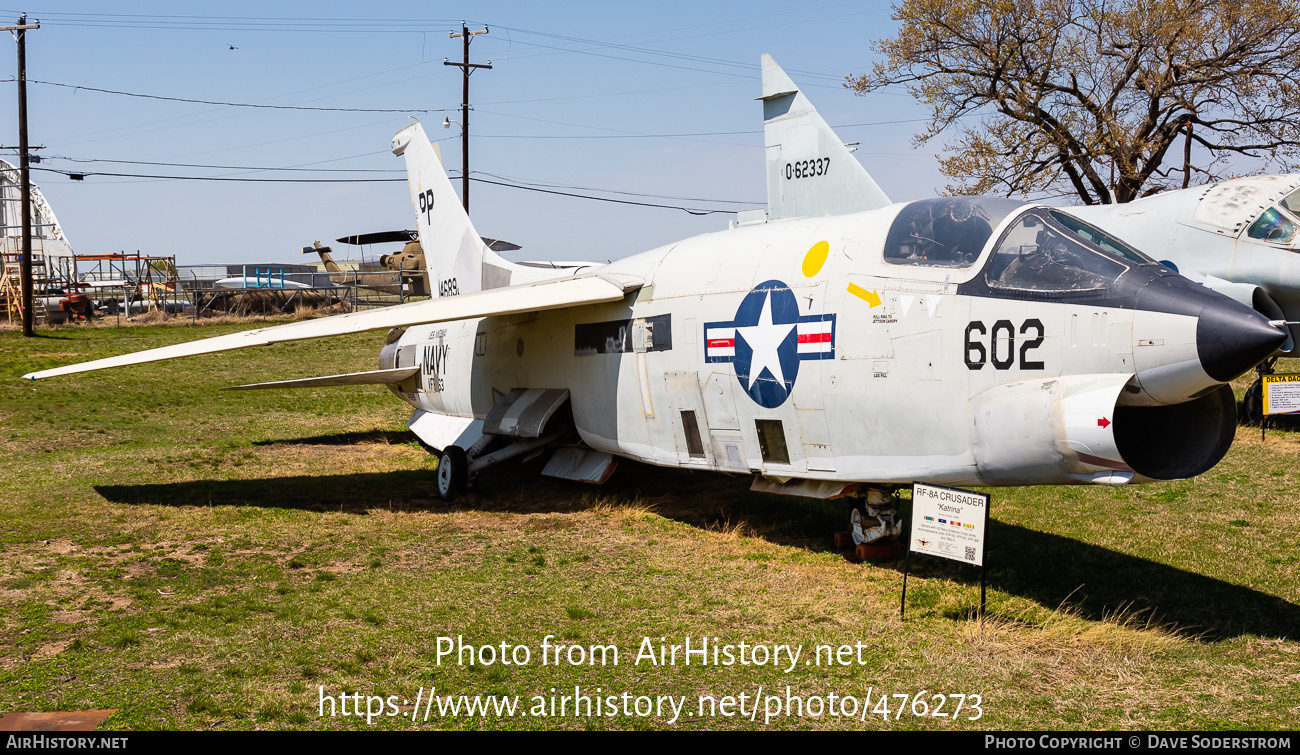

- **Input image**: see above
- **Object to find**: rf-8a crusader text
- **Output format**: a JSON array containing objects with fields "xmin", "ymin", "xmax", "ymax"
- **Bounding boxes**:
[{"xmin": 24, "ymin": 56, "xmax": 1285, "ymax": 543}]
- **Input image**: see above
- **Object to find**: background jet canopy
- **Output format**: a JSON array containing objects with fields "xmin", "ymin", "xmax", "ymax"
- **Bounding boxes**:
[
  {"xmin": 884, "ymin": 197, "xmax": 1026, "ymax": 268},
  {"xmin": 1248, "ymin": 187, "xmax": 1300, "ymax": 244}
]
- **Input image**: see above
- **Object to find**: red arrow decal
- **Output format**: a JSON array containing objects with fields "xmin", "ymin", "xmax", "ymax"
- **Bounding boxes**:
[{"xmin": 1097, "ymin": 417, "xmax": 1111, "ymax": 428}]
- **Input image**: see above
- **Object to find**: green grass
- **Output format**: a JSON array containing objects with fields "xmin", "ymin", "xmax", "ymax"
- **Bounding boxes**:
[{"xmin": 0, "ymin": 320, "xmax": 1298, "ymax": 730}]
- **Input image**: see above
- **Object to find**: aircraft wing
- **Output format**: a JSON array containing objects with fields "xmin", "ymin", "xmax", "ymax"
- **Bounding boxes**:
[
  {"xmin": 22, "ymin": 273, "xmax": 641, "ymax": 381},
  {"xmin": 221, "ymin": 367, "xmax": 419, "ymax": 391}
]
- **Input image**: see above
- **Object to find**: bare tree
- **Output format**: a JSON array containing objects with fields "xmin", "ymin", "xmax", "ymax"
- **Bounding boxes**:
[{"xmin": 849, "ymin": 0, "xmax": 1300, "ymax": 203}]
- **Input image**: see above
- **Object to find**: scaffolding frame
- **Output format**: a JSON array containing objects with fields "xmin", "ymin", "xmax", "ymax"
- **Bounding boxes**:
[
  {"xmin": 74, "ymin": 252, "xmax": 178, "ymax": 315},
  {"xmin": 1, "ymin": 236, "xmax": 57, "ymax": 324}
]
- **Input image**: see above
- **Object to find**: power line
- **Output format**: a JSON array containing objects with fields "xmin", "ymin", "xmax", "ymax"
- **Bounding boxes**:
[
  {"xmin": 0, "ymin": 9, "xmax": 899, "ymax": 92},
  {"xmin": 30, "ymin": 167, "xmax": 403, "ymax": 183},
  {"xmin": 27, "ymin": 166, "xmax": 749, "ymax": 215},
  {"xmin": 467, "ymin": 176, "xmax": 735, "ymax": 215},
  {"xmin": 2, "ymin": 73, "xmax": 943, "ymax": 140},
  {"xmin": 49, "ymin": 156, "xmax": 403, "ymax": 173},
  {"xmin": 14, "ymin": 78, "xmax": 447, "ymax": 113},
  {"xmin": 0, "ymin": 11, "xmax": 465, "ymax": 32},
  {"xmin": 26, "ymin": 155, "xmax": 764, "ymax": 203},
  {"xmin": 473, "ymin": 170, "xmax": 760, "ymax": 205}
]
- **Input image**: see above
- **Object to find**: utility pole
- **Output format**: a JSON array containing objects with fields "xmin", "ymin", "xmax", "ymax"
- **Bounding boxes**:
[
  {"xmin": 3, "ymin": 15, "xmax": 39, "ymax": 336},
  {"xmin": 444, "ymin": 23, "xmax": 490, "ymax": 214}
]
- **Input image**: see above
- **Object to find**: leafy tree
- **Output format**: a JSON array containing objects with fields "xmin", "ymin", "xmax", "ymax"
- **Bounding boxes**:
[{"xmin": 849, "ymin": 0, "xmax": 1300, "ymax": 203}]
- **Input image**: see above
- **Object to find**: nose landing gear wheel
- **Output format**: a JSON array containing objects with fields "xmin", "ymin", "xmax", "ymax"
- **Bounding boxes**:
[
  {"xmin": 1243, "ymin": 378, "xmax": 1263, "ymax": 425},
  {"xmin": 436, "ymin": 445, "xmax": 468, "ymax": 500}
]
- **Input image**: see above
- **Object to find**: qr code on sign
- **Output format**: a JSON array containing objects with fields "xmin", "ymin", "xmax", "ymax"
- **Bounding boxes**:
[{"xmin": 965, "ymin": 547, "xmax": 975, "ymax": 561}]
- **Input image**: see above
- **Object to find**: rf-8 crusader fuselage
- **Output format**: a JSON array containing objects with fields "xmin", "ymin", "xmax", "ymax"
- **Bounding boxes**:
[
  {"xmin": 23, "ymin": 58, "xmax": 1285, "ymax": 522},
  {"xmin": 380, "ymin": 191, "xmax": 1280, "ymax": 495}
]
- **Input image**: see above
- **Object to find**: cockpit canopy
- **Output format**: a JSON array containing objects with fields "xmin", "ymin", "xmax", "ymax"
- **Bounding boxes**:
[
  {"xmin": 1246, "ymin": 186, "xmax": 1300, "ymax": 245},
  {"xmin": 985, "ymin": 209, "xmax": 1156, "ymax": 292},
  {"xmin": 883, "ymin": 197, "xmax": 1158, "ymax": 293},
  {"xmin": 883, "ymin": 197, "xmax": 1025, "ymax": 268}
]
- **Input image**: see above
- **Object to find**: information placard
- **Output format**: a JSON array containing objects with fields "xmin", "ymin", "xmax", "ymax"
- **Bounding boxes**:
[
  {"xmin": 909, "ymin": 482, "xmax": 989, "ymax": 567},
  {"xmin": 1262, "ymin": 374, "xmax": 1300, "ymax": 415}
]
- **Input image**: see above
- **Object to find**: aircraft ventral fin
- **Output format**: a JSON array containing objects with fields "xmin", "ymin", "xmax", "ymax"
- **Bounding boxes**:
[
  {"xmin": 22, "ymin": 274, "xmax": 642, "ymax": 381},
  {"xmin": 221, "ymin": 366, "xmax": 419, "ymax": 391},
  {"xmin": 761, "ymin": 53, "xmax": 891, "ymax": 221}
]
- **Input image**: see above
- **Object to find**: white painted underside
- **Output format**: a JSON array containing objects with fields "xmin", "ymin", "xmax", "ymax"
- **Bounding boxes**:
[{"xmin": 578, "ymin": 426, "xmax": 976, "ymax": 484}]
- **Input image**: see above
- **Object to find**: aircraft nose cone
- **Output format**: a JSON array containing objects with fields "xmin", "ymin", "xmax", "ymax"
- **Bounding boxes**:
[{"xmin": 1197, "ymin": 299, "xmax": 1288, "ymax": 382}]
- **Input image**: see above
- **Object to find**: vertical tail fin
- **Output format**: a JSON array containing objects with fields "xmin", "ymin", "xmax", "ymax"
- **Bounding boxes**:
[
  {"xmin": 761, "ymin": 53, "xmax": 891, "ymax": 220},
  {"xmin": 304, "ymin": 242, "xmax": 348, "ymax": 286},
  {"xmin": 392, "ymin": 121, "xmax": 487, "ymax": 297},
  {"xmin": 305, "ymin": 242, "xmax": 342, "ymax": 273}
]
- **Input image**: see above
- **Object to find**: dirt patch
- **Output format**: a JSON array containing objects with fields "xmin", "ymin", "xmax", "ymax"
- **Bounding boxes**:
[
  {"xmin": 35, "ymin": 640, "xmax": 70, "ymax": 659},
  {"xmin": 46, "ymin": 540, "xmax": 78, "ymax": 555},
  {"xmin": 525, "ymin": 517, "xmax": 579, "ymax": 531}
]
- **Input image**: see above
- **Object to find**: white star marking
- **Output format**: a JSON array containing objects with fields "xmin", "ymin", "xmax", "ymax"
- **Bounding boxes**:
[{"xmin": 736, "ymin": 291, "xmax": 795, "ymax": 391}]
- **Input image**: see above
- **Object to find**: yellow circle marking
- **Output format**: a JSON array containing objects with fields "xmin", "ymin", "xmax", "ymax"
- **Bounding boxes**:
[{"xmin": 802, "ymin": 240, "xmax": 830, "ymax": 277}]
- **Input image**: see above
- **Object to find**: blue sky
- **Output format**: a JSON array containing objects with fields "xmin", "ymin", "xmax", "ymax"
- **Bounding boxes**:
[{"xmin": 0, "ymin": 1, "xmax": 946, "ymax": 266}]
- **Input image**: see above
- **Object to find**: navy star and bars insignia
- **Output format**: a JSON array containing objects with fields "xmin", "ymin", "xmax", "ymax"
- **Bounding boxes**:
[{"xmin": 704, "ymin": 279, "xmax": 835, "ymax": 408}]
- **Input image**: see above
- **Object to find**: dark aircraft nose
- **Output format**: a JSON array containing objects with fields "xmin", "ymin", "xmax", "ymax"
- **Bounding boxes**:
[
  {"xmin": 1133, "ymin": 274, "xmax": 1287, "ymax": 402},
  {"xmin": 1197, "ymin": 298, "xmax": 1288, "ymax": 382}
]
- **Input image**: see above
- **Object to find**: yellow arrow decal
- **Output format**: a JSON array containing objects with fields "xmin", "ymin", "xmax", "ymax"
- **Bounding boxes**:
[{"xmin": 847, "ymin": 282, "xmax": 882, "ymax": 308}]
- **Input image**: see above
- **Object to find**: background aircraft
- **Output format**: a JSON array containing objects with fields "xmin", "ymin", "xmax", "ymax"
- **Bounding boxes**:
[
  {"xmin": 21, "ymin": 57, "xmax": 1286, "ymax": 548},
  {"xmin": 307, "ymin": 230, "xmax": 574, "ymax": 298},
  {"xmin": 304, "ymin": 239, "xmax": 412, "ymax": 296},
  {"xmin": 1069, "ymin": 177, "xmax": 1300, "ymax": 419}
]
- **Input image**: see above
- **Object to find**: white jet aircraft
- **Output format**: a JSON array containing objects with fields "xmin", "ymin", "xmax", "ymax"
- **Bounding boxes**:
[{"xmin": 22, "ymin": 56, "xmax": 1287, "ymax": 544}]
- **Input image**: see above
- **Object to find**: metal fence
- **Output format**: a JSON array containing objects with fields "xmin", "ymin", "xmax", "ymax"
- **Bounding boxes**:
[{"xmin": 66, "ymin": 278, "xmax": 427, "ymax": 325}]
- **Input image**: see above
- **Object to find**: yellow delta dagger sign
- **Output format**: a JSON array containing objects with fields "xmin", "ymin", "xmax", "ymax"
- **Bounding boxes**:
[{"xmin": 1262, "ymin": 374, "xmax": 1300, "ymax": 415}]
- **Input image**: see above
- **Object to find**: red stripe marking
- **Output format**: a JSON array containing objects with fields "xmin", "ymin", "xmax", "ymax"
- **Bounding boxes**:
[
  {"xmin": 707, "ymin": 338, "xmax": 734, "ymax": 348},
  {"xmin": 797, "ymin": 332, "xmax": 832, "ymax": 344}
]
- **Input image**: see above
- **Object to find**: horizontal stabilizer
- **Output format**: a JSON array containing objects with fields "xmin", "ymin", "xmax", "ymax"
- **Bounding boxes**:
[
  {"xmin": 221, "ymin": 367, "xmax": 419, "ymax": 391},
  {"xmin": 22, "ymin": 273, "xmax": 642, "ymax": 381}
]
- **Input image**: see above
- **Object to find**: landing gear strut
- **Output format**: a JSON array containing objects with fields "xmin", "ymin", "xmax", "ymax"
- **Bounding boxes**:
[
  {"xmin": 833, "ymin": 487, "xmax": 905, "ymax": 561},
  {"xmin": 1244, "ymin": 356, "xmax": 1279, "ymax": 426},
  {"xmin": 850, "ymin": 488, "xmax": 903, "ymax": 545},
  {"xmin": 433, "ymin": 431, "xmax": 568, "ymax": 501}
]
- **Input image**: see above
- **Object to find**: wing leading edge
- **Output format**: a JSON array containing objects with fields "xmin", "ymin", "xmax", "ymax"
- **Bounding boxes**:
[{"xmin": 22, "ymin": 273, "xmax": 642, "ymax": 381}]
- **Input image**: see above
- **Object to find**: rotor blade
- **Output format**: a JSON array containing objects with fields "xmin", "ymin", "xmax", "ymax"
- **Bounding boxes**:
[{"xmin": 335, "ymin": 230, "xmax": 418, "ymax": 245}]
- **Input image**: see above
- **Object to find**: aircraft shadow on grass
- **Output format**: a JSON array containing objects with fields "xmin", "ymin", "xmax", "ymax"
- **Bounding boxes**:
[
  {"xmin": 95, "ymin": 456, "xmax": 1298, "ymax": 642},
  {"xmin": 250, "ymin": 429, "xmax": 421, "ymax": 447}
]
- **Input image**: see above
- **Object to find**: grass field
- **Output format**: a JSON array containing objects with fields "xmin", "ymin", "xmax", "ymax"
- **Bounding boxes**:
[{"xmin": 1, "ymin": 319, "xmax": 1298, "ymax": 730}]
